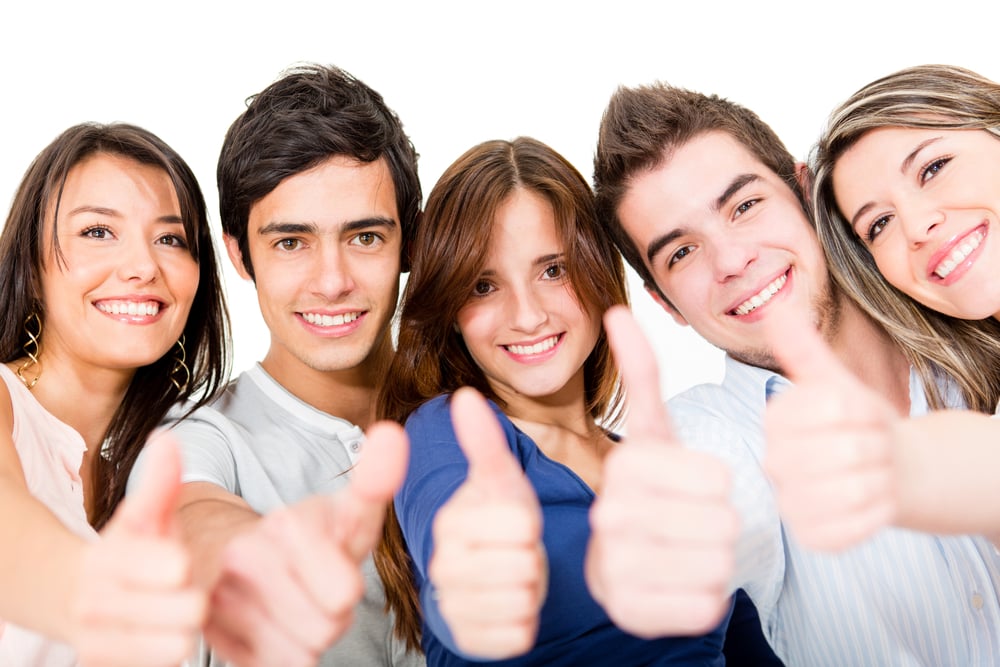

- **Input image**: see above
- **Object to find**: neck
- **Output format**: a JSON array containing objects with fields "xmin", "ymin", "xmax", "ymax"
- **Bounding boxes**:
[
  {"xmin": 498, "ymin": 371, "xmax": 597, "ymax": 440},
  {"xmin": 260, "ymin": 336, "xmax": 393, "ymax": 429},
  {"xmin": 824, "ymin": 295, "xmax": 912, "ymax": 415}
]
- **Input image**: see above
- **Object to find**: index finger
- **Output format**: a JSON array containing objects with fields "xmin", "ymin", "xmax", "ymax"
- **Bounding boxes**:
[{"xmin": 604, "ymin": 305, "xmax": 676, "ymax": 443}]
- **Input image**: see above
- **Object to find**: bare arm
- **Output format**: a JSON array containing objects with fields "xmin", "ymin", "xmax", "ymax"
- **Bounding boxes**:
[
  {"xmin": 894, "ymin": 411, "xmax": 1000, "ymax": 535},
  {"xmin": 0, "ymin": 416, "xmax": 87, "ymax": 640},
  {"xmin": 0, "ymin": 406, "xmax": 204, "ymax": 666},
  {"xmin": 176, "ymin": 481, "xmax": 261, "ymax": 588}
]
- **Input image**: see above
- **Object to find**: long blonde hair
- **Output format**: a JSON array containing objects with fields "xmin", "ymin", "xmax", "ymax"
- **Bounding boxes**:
[{"xmin": 812, "ymin": 64, "xmax": 1000, "ymax": 412}]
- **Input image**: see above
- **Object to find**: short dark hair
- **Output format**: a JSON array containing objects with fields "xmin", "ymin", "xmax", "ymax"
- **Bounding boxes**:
[
  {"xmin": 0, "ymin": 122, "xmax": 230, "ymax": 528},
  {"xmin": 593, "ymin": 83, "xmax": 804, "ymax": 301},
  {"xmin": 217, "ymin": 64, "xmax": 421, "ymax": 278}
]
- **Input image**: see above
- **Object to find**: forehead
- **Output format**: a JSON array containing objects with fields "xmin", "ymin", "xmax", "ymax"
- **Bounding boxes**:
[
  {"xmin": 249, "ymin": 155, "xmax": 398, "ymax": 226},
  {"xmin": 486, "ymin": 189, "xmax": 559, "ymax": 258},
  {"xmin": 619, "ymin": 131, "xmax": 774, "ymax": 234}
]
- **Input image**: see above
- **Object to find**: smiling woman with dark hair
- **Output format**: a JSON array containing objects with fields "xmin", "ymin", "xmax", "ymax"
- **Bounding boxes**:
[
  {"xmin": 374, "ymin": 136, "xmax": 737, "ymax": 666},
  {"xmin": 0, "ymin": 122, "xmax": 229, "ymax": 665}
]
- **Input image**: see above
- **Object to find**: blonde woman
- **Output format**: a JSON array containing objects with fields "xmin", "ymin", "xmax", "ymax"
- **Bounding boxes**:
[{"xmin": 764, "ymin": 65, "xmax": 1000, "ymax": 549}]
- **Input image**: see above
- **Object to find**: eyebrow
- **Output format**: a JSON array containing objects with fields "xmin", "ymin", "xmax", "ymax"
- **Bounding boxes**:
[
  {"xmin": 714, "ymin": 173, "xmax": 759, "ymax": 212},
  {"xmin": 849, "ymin": 137, "xmax": 944, "ymax": 231},
  {"xmin": 534, "ymin": 252, "xmax": 563, "ymax": 267},
  {"xmin": 258, "ymin": 217, "xmax": 398, "ymax": 236},
  {"xmin": 901, "ymin": 137, "xmax": 942, "ymax": 174},
  {"xmin": 645, "ymin": 173, "xmax": 759, "ymax": 265},
  {"xmin": 67, "ymin": 205, "xmax": 183, "ymax": 225}
]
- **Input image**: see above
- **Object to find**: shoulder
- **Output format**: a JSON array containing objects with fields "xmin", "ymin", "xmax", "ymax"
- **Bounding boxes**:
[{"xmin": 406, "ymin": 394, "xmax": 517, "ymax": 444}]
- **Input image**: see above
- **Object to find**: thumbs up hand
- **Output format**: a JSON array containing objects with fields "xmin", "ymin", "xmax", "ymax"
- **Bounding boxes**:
[
  {"xmin": 763, "ymin": 308, "xmax": 898, "ymax": 551},
  {"xmin": 586, "ymin": 306, "xmax": 737, "ymax": 638},
  {"xmin": 429, "ymin": 388, "xmax": 546, "ymax": 659},
  {"xmin": 203, "ymin": 421, "xmax": 409, "ymax": 667},
  {"xmin": 73, "ymin": 433, "xmax": 206, "ymax": 667}
]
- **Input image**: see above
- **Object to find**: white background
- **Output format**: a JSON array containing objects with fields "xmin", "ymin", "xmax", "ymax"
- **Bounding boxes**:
[{"xmin": 3, "ymin": 0, "xmax": 997, "ymax": 398}]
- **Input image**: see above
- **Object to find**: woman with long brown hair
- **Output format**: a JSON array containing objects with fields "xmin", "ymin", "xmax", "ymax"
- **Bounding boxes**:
[{"xmin": 375, "ymin": 137, "xmax": 731, "ymax": 665}]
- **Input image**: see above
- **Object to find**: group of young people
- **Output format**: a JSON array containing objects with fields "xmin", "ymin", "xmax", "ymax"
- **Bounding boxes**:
[{"xmin": 0, "ymin": 60, "xmax": 997, "ymax": 667}]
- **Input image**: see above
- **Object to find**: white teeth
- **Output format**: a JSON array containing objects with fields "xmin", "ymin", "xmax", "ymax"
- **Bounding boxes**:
[
  {"xmin": 734, "ymin": 274, "xmax": 787, "ymax": 316},
  {"xmin": 302, "ymin": 311, "xmax": 361, "ymax": 327},
  {"xmin": 97, "ymin": 300, "xmax": 160, "ymax": 316},
  {"xmin": 505, "ymin": 335, "xmax": 559, "ymax": 356},
  {"xmin": 934, "ymin": 230, "xmax": 984, "ymax": 278}
]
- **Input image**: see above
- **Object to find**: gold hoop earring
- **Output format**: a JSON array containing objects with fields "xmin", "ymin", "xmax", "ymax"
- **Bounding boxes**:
[
  {"xmin": 16, "ymin": 313, "xmax": 42, "ymax": 390},
  {"xmin": 170, "ymin": 335, "xmax": 191, "ymax": 393}
]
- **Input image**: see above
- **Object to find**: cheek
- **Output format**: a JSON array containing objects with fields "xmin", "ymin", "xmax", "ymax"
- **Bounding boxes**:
[{"xmin": 455, "ymin": 304, "xmax": 498, "ymax": 354}]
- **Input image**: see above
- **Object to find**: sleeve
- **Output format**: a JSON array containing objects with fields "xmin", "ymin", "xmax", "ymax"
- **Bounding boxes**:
[
  {"xmin": 126, "ymin": 404, "xmax": 242, "ymax": 496},
  {"xmin": 394, "ymin": 395, "xmax": 518, "ymax": 656},
  {"xmin": 669, "ymin": 402, "xmax": 785, "ymax": 635}
]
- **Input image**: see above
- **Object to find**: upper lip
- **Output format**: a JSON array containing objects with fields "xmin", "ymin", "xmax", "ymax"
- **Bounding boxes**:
[
  {"xmin": 725, "ymin": 268, "xmax": 788, "ymax": 315},
  {"xmin": 926, "ymin": 223, "xmax": 987, "ymax": 278},
  {"xmin": 297, "ymin": 307, "xmax": 366, "ymax": 316},
  {"xmin": 501, "ymin": 333, "xmax": 561, "ymax": 347},
  {"xmin": 93, "ymin": 295, "xmax": 167, "ymax": 305}
]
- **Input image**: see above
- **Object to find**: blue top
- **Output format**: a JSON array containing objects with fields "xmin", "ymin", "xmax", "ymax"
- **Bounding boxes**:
[{"xmin": 396, "ymin": 394, "xmax": 731, "ymax": 666}]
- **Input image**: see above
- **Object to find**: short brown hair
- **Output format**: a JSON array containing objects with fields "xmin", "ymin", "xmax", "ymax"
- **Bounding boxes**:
[{"xmin": 593, "ymin": 83, "xmax": 805, "ymax": 301}]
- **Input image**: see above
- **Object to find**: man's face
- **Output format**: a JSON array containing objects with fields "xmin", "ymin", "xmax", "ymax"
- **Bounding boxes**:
[
  {"xmin": 617, "ymin": 131, "xmax": 833, "ymax": 369},
  {"xmin": 229, "ymin": 156, "xmax": 401, "ymax": 383}
]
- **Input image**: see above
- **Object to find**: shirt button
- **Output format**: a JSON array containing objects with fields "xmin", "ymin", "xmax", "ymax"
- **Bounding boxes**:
[
  {"xmin": 972, "ymin": 593, "xmax": 984, "ymax": 610},
  {"xmin": 350, "ymin": 442, "xmax": 360, "ymax": 452}
]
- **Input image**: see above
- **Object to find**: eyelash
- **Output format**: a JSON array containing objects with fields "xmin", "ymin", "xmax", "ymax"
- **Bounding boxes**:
[
  {"xmin": 81, "ymin": 224, "xmax": 112, "ymax": 239},
  {"xmin": 352, "ymin": 231, "xmax": 385, "ymax": 247},
  {"xmin": 866, "ymin": 216, "xmax": 891, "ymax": 243},
  {"xmin": 543, "ymin": 262, "xmax": 567, "ymax": 280},
  {"xmin": 472, "ymin": 279, "xmax": 496, "ymax": 297},
  {"xmin": 734, "ymin": 198, "xmax": 760, "ymax": 217},
  {"xmin": 668, "ymin": 245, "xmax": 694, "ymax": 267},
  {"xmin": 919, "ymin": 157, "xmax": 952, "ymax": 183}
]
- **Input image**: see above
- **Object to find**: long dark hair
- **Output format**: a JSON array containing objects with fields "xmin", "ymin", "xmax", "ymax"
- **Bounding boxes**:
[
  {"xmin": 375, "ymin": 137, "xmax": 628, "ymax": 650},
  {"xmin": 0, "ymin": 122, "xmax": 231, "ymax": 528}
]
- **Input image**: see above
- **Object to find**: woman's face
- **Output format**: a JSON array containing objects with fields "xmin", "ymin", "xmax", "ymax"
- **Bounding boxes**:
[
  {"xmin": 455, "ymin": 188, "xmax": 601, "ymax": 407},
  {"xmin": 833, "ymin": 126, "xmax": 1000, "ymax": 320},
  {"xmin": 40, "ymin": 152, "xmax": 200, "ymax": 373}
]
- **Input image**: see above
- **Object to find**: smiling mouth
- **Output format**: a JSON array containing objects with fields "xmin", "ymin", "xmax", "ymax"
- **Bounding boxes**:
[
  {"xmin": 932, "ymin": 229, "xmax": 985, "ymax": 279},
  {"xmin": 96, "ymin": 300, "xmax": 162, "ymax": 316},
  {"xmin": 503, "ymin": 334, "xmax": 561, "ymax": 356},
  {"xmin": 301, "ymin": 311, "xmax": 362, "ymax": 327},
  {"xmin": 732, "ymin": 273, "xmax": 787, "ymax": 316}
]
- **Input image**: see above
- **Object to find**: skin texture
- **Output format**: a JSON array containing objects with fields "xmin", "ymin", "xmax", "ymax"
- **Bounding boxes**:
[
  {"xmin": 833, "ymin": 127, "xmax": 1000, "ymax": 320},
  {"xmin": 0, "ymin": 154, "xmax": 205, "ymax": 666},
  {"xmin": 195, "ymin": 423, "xmax": 409, "ymax": 667},
  {"xmin": 429, "ymin": 388, "xmax": 546, "ymax": 658},
  {"xmin": 616, "ymin": 132, "xmax": 832, "ymax": 371},
  {"xmin": 585, "ymin": 306, "xmax": 738, "ymax": 637},
  {"xmin": 179, "ymin": 156, "xmax": 407, "ymax": 665}
]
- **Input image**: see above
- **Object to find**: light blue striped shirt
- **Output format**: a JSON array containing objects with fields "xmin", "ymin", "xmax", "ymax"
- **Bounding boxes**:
[{"xmin": 668, "ymin": 355, "xmax": 1000, "ymax": 666}]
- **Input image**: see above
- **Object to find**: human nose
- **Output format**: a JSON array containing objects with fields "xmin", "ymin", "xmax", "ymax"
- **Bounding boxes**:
[
  {"xmin": 117, "ymin": 236, "xmax": 159, "ymax": 283},
  {"xmin": 897, "ymin": 199, "xmax": 944, "ymax": 248},
  {"xmin": 310, "ymin": 243, "xmax": 356, "ymax": 298},
  {"xmin": 711, "ymin": 237, "xmax": 757, "ymax": 282},
  {"xmin": 507, "ymin": 285, "xmax": 547, "ymax": 333}
]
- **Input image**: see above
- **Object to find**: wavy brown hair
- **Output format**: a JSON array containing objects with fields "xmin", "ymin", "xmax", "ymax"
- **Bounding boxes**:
[
  {"xmin": 0, "ymin": 122, "xmax": 230, "ymax": 528},
  {"xmin": 812, "ymin": 64, "xmax": 1000, "ymax": 412},
  {"xmin": 374, "ymin": 137, "xmax": 628, "ymax": 650}
]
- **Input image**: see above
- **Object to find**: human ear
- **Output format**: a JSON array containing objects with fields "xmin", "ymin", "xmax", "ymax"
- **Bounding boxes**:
[{"xmin": 645, "ymin": 284, "xmax": 688, "ymax": 327}]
